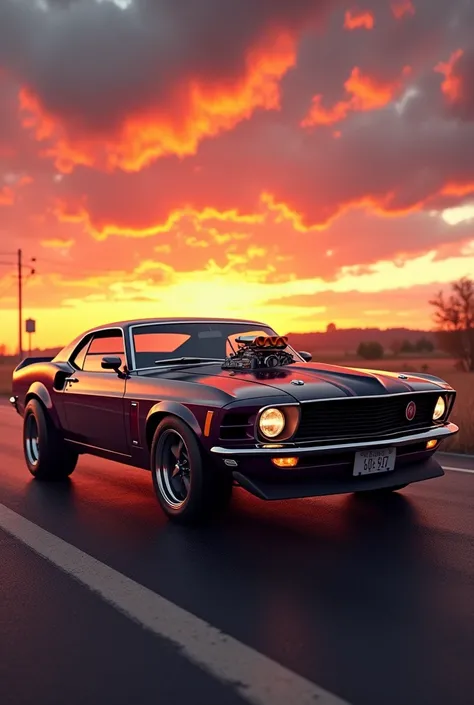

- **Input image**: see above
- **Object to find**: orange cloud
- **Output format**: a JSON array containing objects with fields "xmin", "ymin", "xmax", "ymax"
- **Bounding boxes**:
[
  {"xmin": 441, "ymin": 181, "xmax": 474, "ymax": 197},
  {"xmin": 40, "ymin": 238, "xmax": 75, "ymax": 250},
  {"xmin": 53, "ymin": 198, "xmax": 264, "ymax": 240},
  {"xmin": 0, "ymin": 186, "xmax": 14, "ymax": 206},
  {"xmin": 0, "ymin": 174, "xmax": 32, "ymax": 207},
  {"xmin": 391, "ymin": 1, "xmax": 415, "ymax": 20},
  {"xmin": 260, "ymin": 192, "xmax": 316, "ymax": 232},
  {"xmin": 18, "ymin": 32, "xmax": 297, "ymax": 174},
  {"xmin": 19, "ymin": 88, "xmax": 99, "ymax": 172},
  {"xmin": 343, "ymin": 10, "xmax": 375, "ymax": 30},
  {"xmin": 263, "ymin": 191, "xmax": 427, "ymax": 232},
  {"xmin": 301, "ymin": 65, "xmax": 411, "ymax": 127},
  {"xmin": 435, "ymin": 49, "xmax": 464, "ymax": 103},
  {"xmin": 16, "ymin": 175, "xmax": 33, "ymax": 187},
  {"xmin": 53, "ymin": 188, "xmax": 439, "ymax": 251}
]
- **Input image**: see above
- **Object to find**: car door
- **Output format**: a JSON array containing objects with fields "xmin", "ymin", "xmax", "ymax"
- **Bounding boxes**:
[{"xmin": 62, "ymin": 329, "xmax": 129, "ymax": 456}]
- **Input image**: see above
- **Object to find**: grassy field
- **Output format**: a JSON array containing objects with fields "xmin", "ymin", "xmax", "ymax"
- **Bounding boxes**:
[
  {"xmin": 0, "ymin": 357, "xmax": 470, "ymax": 454},
  {"xmin": 0, "ymin": 363, "xmax": 12, "ymax": 399}
]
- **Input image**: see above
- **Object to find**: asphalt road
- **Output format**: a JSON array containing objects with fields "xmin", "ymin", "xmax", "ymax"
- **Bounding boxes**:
[{"xmin": 0, "ymin": 401, "xmax": 473, "ymax": 705}]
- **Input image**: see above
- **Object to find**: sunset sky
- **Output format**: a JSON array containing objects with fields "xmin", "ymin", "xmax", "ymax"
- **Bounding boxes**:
[{"xmin": 1, "ymin": 0, "xmax": 474, "ymax": 353}]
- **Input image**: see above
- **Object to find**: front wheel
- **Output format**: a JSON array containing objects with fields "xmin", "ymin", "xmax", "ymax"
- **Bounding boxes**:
[
  {"xmin": 150, "ymin": 416, "xmax": 232, "ymax": 524},
  {"xmin": 23, "ymin": 399, "xmax": 78, "ymax": 480}
]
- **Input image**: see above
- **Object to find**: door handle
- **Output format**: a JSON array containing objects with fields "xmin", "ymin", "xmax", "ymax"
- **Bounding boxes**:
[{"xmin": 66, "ymin": 377, "xmax": 79, "ymax": 384}]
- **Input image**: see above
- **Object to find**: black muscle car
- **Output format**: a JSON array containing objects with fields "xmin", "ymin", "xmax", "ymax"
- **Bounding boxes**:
[{"xmin": 10, "ymin": 317, "xmax": 458, "ymax": 524}]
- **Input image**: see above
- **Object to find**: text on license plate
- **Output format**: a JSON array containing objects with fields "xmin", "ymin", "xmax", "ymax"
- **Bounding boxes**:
[{"xmin": 353, "ymin": 447, "xmax": 396, "ymax": 476}]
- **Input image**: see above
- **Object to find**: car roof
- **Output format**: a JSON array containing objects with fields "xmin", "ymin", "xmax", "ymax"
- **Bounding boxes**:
[
  {"xmin": 88, "ymin": 317, "xmax": 270, "ymax": 332},
  {"xmin": 54, "ymin": 317, "xmax": 275, "ymax": 363}
]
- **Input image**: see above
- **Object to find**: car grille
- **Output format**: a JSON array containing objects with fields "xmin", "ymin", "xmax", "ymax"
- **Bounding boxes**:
[
  {"xmin": 294, "ymin": 393, "xmax": 440, "ymax": 442},
  {"xmin": 219, "ymin": 412, "xmax": 255, "ymax": 440}
]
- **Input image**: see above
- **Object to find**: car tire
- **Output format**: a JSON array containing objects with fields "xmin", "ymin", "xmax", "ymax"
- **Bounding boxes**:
[
  {"xmin": 23, "ymin": 399, "xmax": 78, "ymax": 480},
  {"xmin": 150, "ymin": 416, "xmax": 233, "ymax": 524},
  {"xmin": 355, "ymin": 483, "xmax": 408, "ymax": 496}
]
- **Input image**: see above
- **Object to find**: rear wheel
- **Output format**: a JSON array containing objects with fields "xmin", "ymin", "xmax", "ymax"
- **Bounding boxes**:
[
  {"xmin": 151, "ymin": 416, "xmax": 232, "ymax": 524},
  {"xmin": 23, "ymin": 399, "xmax": 78, "ymax": 480}
]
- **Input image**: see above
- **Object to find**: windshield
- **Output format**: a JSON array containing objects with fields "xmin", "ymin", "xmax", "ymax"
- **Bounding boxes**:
[{"xmin": 130, "ymin": 322, "xmax": 300, "ymax": 369}]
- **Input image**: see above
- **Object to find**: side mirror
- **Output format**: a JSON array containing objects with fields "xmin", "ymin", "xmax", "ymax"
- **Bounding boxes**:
[
  {"xmin": 101, "ymin": 356, "xmax": 122, "ymax": 372},
  {"xmin": 299, "ymin": 351, "xmax": 312, "ymax": 362}
]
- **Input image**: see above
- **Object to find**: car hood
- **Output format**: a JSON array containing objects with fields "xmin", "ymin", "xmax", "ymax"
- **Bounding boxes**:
[{"xmin": 153, "ymin": 361, "xmax": 451, "ymax": 402}]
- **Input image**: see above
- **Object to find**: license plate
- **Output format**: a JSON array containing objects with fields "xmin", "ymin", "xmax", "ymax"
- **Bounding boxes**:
[{"xmin": 353, "ymin": 447, "xmax": 396, "ymax": 476}]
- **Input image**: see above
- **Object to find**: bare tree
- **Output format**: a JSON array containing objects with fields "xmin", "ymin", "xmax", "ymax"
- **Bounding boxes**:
[{"xmin": 429, "ymin": 276, "xmax": 474, "ymax": 371}]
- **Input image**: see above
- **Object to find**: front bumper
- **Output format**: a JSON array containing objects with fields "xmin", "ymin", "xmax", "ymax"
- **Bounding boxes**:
[
  {"xmin": 210, "ymin": 422, "xmax": 458, "ymax": 501},
  {"xmin": 232, "ymin": 455, "xmax": 445, "ymax": 500},
  {"xmin": 210, "ymin": 422, "xmax": 458, "ymax": 457}
]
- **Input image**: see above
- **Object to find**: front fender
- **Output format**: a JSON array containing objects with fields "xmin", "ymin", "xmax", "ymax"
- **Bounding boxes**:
[{"xmin": 146, "ymin": 401, "xmax": 202, "ymax": 438}]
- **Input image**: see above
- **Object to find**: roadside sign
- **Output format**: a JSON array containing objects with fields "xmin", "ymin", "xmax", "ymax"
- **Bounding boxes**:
[{"xmin": 25, "ymin": 318, "xmax": 36, "ymax": 334}]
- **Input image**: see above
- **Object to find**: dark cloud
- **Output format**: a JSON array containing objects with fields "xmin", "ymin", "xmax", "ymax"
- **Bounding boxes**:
[
  {"xmin": 1, "ymin": 0, "xmax": 474, "ymax": 297},
  {"xmin": 440, "ymin": 47, "xmax": 474, "ymax": 121},
  {"xmin": 0, "ymin": 0, "xmax": 336, "ymax": 137}
]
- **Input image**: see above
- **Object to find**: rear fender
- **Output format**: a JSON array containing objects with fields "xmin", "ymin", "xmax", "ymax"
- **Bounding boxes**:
[{"xmin": 25, "ymin": 382, "xmax": 62, "ymax": 429}]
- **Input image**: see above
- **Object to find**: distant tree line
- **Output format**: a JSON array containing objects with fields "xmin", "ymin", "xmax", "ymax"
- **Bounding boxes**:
[{"xmin": 357, "ymin": 336, "xmax": 434, "ymax": 360}]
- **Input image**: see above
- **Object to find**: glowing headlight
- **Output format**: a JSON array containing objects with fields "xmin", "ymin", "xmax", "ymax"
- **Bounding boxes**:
[
  {"xmin": 433, "ymin": 396, "xmax": 446, "ymax": 421},
  {"xmin": 259, "ymin": 407, "xmax": 286, "ymax": 438}
]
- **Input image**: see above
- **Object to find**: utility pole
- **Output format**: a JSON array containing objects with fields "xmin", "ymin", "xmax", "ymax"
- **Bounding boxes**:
[
  {"xmin": 18, "ymin": 249, "xmax": 22, "ymax": 361},
  {"xmin": 0, "ymin": 249, "xmax": 35, "ymax": 361}
]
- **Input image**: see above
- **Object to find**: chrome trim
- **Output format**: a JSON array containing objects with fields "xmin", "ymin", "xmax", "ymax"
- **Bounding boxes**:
[
  {"xmin": 130, "ymin": 318, "xmax": 269, "ymax": 331},
  {"xmin": 210, "ymin": 422, "xmax": 459, "ymax": 456},
  {"xmin": 298, "ymin": 389, "xmax": 454, "ymax": 403},
  {"xmin": 68, "ymin": 326, "xmax": 130, "ymax": 372},
  {"xmin": 128, "ymin": 320, "xmax": 304, "ymax": 371},
  {"xmin": 64, "ymin": 439, "xmax": 132, "ymax": 457},
  {"xmin": 130, "ymin": 361, "xmax": 223, "ymax": 374}
]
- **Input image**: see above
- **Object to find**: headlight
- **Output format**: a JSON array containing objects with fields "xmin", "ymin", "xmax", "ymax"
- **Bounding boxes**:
[
  {"xmin": 259, "ymin": 407, "xmax": 286, "ymax": 438},
  {"xmin": 433, "ymin": 396, "xmax": 446, "ymax": 421}
]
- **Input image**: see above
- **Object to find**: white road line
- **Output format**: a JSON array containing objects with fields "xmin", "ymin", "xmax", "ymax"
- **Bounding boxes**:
[
  {"xmin": 442, "ymin": 466, "xmax": 474, "ymax": 475},
  {"xmin": 0, "ymin": 503, "xmax": 349, "ymax": 705}
]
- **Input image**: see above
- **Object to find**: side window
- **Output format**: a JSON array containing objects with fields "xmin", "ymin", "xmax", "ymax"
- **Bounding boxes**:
[
  {"xmin": 82, "ymin": 332, "xmax": 125, "ymax": 373},
  {"xmin": 70, "ymin": 337, "xmax": 92, "ymax": 370}
]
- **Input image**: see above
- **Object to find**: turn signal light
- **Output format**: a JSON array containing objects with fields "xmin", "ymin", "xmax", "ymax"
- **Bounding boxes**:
[
  {"xmin": 426, "ymin": 440, "xmax": 438, "ymax": 450},
  {"xmin": 271, "ymin": 457, "xmax": 299, "ymax": 468}
]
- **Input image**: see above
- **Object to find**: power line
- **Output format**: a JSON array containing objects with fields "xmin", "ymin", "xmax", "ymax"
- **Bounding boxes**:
[
  {"xmin": 0, "ymin": 277, "xmax": 16, "ymax": 298},
  {"xmin": 34, "ymin": 255, "xmax": 73, "ymax": 271}
]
